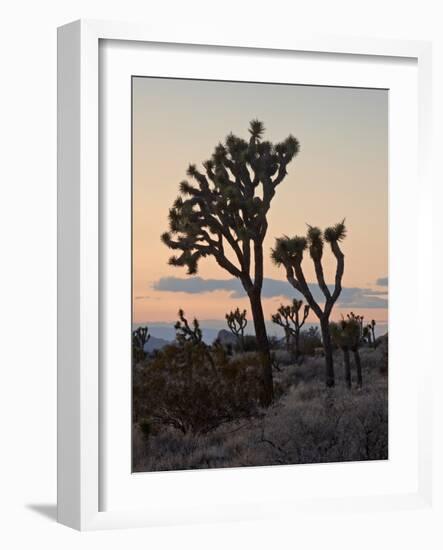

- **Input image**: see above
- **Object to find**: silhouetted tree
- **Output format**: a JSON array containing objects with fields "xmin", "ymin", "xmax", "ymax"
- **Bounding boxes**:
[
  {"xmin": 330, "ymin": 317, "xmax": 362, "ymax": 388},
  {"xmin": 366, "ymin": 319, "xmax": 377, "ymax": 348},
  {"xmin": 347, "ymin": 311, "xmax": 364, "ymax": 343},
  {"xmin": 132, "ymin": 326, "xmax": 150, "ymax": 363},
  {"xmin": 271, "ymin": 221, "xmax": 346, "ymax": 387},
  {"xmin": 299, "ymin": 326, "xmax": 322, "ymax": 356},
  {"xmin": 173, "ymin": 309, "xmax": 218, "ymax": 376},
  {"xmin": 271, "ymin": 299, "xmax": 309, "ymax": 360},
  {"xmin": 330, "ymin": 320, "xmax": 352, "ymax": 388},
  {"xmin": 174, "ymin": 308, "xmax": 203, "ymax": 345},
  {"xmin": 225, "ymin": 307, "xmax": 247, "ymax": 351},
  {"xmin": 161, "ymin": 120, "xmax": 300, "ymax": 405}
]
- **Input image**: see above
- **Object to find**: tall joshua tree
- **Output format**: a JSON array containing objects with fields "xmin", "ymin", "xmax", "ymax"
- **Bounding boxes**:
[
  {"xmin": 161, "ymin": 120, "xmax": 300, "ymax": 405},
  {"xmin": 271, "ymin": 221, "xmax": 346, "ymax": 387},
  {"xmin": 225, "ymin": 307, "xmax": 247, "ymax": 351},
  {"xmin": 271, "ymin": 299, "xmax": 309, "ymax": 360}
]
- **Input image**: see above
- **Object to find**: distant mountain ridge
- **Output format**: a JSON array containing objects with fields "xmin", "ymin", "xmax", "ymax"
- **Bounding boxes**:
[
  {"xmin": 216, "ymin": 329, "xmax": 238, "ymax": 347},
  {"xmin": 143, "ymin": 335, "xmax": 170, "ymax": 352},
  {"xmin": 134, "ymin": 321, "xmax": 388, "ymax": 347}
]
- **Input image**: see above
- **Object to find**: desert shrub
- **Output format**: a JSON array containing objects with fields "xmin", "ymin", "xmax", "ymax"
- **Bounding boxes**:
[
  {"xmin": 378, "ymin": 333, "xmax": 389, "ymax": 375},
  {"xmin": 272, "ymin": 349, "xmax": 294, "ymax": 366},
  {"xmin": 356, "ymin": 339, "xmax": 388, "ymax": 375},
  {"xmin": 133, "ymin": 342, "xmax": 262, "ymax": 435},
  {"xmin": 133, "ymin": 373, "xmax": 388, "ymax": 471},
  {"xmin": 268, "ymin": 335, "xmax": 281, "ymax": 350},
  {"xmin": 293, "ymin": 356, "xmax": 324, "ymax": 383},
  {"xmin": 299, "ymin": 326, "xmax": 322, "ymax": 356},
  {"xmin": 234, "ymin": 334, "xmax": 280, "ymax": 353},
  {"xmin": 236, "ymin": 334, "xmax": 259, "ymax": 352}
]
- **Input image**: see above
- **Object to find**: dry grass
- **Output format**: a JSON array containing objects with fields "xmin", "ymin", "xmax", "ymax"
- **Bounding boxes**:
[{"xmin": 133, "ymin": 346, "xmax": 388, "ymax": 472}]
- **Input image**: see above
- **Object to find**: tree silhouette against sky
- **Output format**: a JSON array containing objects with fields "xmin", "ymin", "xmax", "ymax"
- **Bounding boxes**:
[
  {"xmin": 271, "ymin": 299, "xmax": 309, "ymax": 360},
  {"xmin": 271, "ymin": 221, "xmax": 346, "ymax": 387},
  {"xmin": 161, "ymin": 120, "xmax": 300, "ymax": 405},
  {"xmin": 225, "ymin": 307, "xmax": 248, "ymax": 351}
]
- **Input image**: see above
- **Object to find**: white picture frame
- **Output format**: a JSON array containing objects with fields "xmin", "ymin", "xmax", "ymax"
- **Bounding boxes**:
[{"xmin": 57, "ymin": 19, "xmax": 433, "ymax": 531}]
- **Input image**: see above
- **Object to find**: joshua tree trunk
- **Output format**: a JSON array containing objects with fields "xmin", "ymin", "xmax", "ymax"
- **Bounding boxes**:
[
  {"xmin": 343, "ymin": 347, "xmax": 351, "ymax": 389},
  {"xmin": 294, "ymin": 331, "xmax": 300, "ymax": 361},
  {"xmin": 320, "ymin": 318, "xmax": 335, "ymax": 387},
  {"xmin": 285, "ymin": 330, "xmax": 291, "ymax": 353},
  {"xmin": 353, "ymin": 349, "xmax": 362, "ymax": 387},
  {"xmin": 248, "ymin": 288, "xmax": 274, "ymax": 406}
]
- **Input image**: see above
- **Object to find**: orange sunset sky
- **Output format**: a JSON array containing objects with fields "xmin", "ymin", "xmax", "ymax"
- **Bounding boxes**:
[{"xmin": 132, "ymin": 77, "xmax": 388, "ymax": 333}]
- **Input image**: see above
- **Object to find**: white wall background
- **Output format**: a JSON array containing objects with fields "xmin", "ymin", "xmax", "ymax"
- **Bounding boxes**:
[{"xmin": 0, "ymin": 1, "xmax": 441, "ymax": 548}]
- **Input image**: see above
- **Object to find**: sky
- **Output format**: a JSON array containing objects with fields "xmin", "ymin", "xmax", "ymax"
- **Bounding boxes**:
[{"xmin": 132, "ymin": 77, "xmax": 388, "ymax": 335}]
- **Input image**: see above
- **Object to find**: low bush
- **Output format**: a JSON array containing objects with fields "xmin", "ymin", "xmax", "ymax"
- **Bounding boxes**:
[
  {"xmin": 298, "ymin": 326, "xmax": 322, "ymax": 356},
  {"xmin": 133, "ymin": 341, "xmax": 263, "ymax": 436},
  {"xmin": 235, "ymin": 334, "xmax": 260, "ymax": 352}
]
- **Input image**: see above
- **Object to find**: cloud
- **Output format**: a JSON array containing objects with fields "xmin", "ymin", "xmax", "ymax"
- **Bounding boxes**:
[
  {"xmin": 376, "ymin": 276, "xmax": 388, "ymax": 287},
  {"xmin": 153, "ymin": 277, "xmax": 243, "ymax": 295},
  {"xmin": 153, "ymin": 276, "xmax": 388, "ymax": 309}
]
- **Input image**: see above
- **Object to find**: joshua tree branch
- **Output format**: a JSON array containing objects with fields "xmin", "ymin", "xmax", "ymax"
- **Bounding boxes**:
[
  {"xmin": 197, "ymin": 200, "xmax": 245, "ymax": 266},
  {"xmin": 312, "ymin": 257, "xmax": 332, "ymax": 301},
  {"xmin": 291, "ymin": 260, "xmax": 324, "ymax": 319},
  {"xmin": 253, "ymin": 239, "xmax": 264, "ymax": 291},
  {"xmin": 272, "ymin": 160, "xmax": 289, "ymax": 187},
  {"xmin": 300, "ymin": 305, "xmax": 309, "ymax": 329},
  {"xmin": 325, "ymin": 241, "xmax": 344, "ymax": 316}
]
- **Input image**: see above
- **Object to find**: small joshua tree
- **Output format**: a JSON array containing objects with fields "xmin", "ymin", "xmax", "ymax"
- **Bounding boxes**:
[
  {"xmin": 174, "ymin": 309, "xmax": 203, "ymax": 345},
  {"xmin": 271, "ymin": 299, "xmax": 309, "ymax": 360},
  {"xmin": 132, "ymin": 326, "xmax": 150, "ymax": 363},
  {"xmin": 330, "ymin": 316, "xmax": 362, "ymax": 388},
  {"xmin": 330, "ymin": 320, "xmax": 352, "ymax": 389},
  {"xmin": 366, "ymin": 319, "xmax": 377, "ymax": 348},
  {"xmin": 271, "ymin": 221, "xmax": 346, "ymax": 387},
  {"xmin": 161, "ymin": 120, "xmax": 301, "ymax": 405},
  {"xmin": 347, "ymin": 312, "xmax": 365, "ymax": 343},
  {"xmin": 225, "ymin": 307, "xmax": 247, "ymax": 351},
  {"xmin": 173, "ymin": 309, "xmax": 216, "ymax": 375}
]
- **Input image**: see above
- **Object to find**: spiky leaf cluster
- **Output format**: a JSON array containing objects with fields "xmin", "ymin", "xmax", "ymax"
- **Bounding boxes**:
[
  {"xmin": 270, "ymin": 235, "xmax": 308, "ymax": 266},
  {"xmin": 307, "ymin": 225, "xmax": 324, "ymax": 260},
  {"xmin": 162, "ymin": 120, "xmax": 300, "ymax": 277},
  {"xmin": 272, "ymin": 220, "xmax": 346, "ymax": 269},
  {"xmin": 324, "ymin": 219, "xmax": 347, "ymax": 243}
]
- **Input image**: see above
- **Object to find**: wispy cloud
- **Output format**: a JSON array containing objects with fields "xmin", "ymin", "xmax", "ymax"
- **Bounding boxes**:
[
  {"xmin": 152, "ymin": 276, "xmax": 388, "ymax": 309},
  {"xmin": 376, "ymin": 276, "xmax": 388, "ymax": 287}
]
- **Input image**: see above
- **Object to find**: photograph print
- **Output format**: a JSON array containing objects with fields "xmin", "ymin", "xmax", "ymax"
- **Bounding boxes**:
[{"xmin": 132, "ymin": 77, "xmax": 388, "ymax": 472}]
